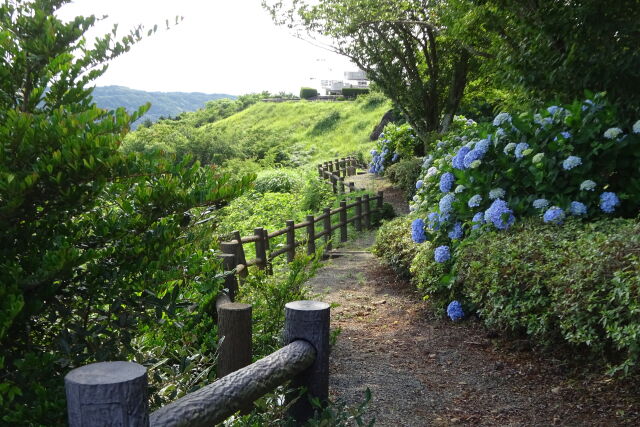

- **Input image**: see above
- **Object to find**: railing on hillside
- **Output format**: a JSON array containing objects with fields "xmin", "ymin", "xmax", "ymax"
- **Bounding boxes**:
[
  {"xmin": 64, "ymin": 300, "xmax": 330, "ymax": 427},
  {"xmin": 63, "ymin": 157, "xmax": 378, "ymax": 426}
]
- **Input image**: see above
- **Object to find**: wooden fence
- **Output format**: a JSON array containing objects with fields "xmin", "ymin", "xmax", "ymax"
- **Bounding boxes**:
[{"xmin": 63, "ymin": 156, "xmax": 381, "ymax": 426}]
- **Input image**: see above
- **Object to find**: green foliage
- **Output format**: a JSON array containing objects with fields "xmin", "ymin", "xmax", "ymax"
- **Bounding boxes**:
[
  {"xmin": 300, "ymin": 87, "xmax": 319, "ymax": 99},
  {"xmin": 254, "ymin": 169, "xmax": 304, "ymax": 194},
  {"xmin": 0, "ymin": 2, "xmax": 252, "ymax": 423},
  {"xmin": 300, "ymin": 178, "xmax": 336, "ymax": 213},
  {"xmin": 309, "ymin": 111, "xmax": 341, "ymax": 136},
  {"xmin": 371, "ymin": 217, "xmax": 419, "ymax": 278},
  {"xmin": 409, "ymin": 242, "xmax": 454, "ymax": 312},
  {"xmin": 455, "ymin": 218, "xmax": 640, "ymax": 375},
  {"xmin": 385, "ymin": 158, "xmax": 423, "ymax": 200},
  {"xmin": 341, "ymin": 88, "xmax": 370, "ymax": 98},
  {"xmin": 370, "ymin": 202, "xmax": 395, "ymax": 227}
]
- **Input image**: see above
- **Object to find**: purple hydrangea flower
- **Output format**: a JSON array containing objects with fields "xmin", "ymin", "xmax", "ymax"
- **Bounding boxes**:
[
  {"xmin": 434, "ymin": 245, "xmax": 451, "ymax": 263},
  {"xmin": 411, "ymin": 218, "xmax": 427, "ymax": 243},
  {"xmin": 543, "ymin": 206, "xmax": 565, "ymax": 225},
  {"xmin": 600, "ymin": 192, "xmax": 620, "ymax": 213},
  {"xmin": 447, "ymin": 300, "xmax": 464, "ymax": 321},
  {"xmin": 484, "ymin": 199, "xmax": 515, "ymax": 230}
]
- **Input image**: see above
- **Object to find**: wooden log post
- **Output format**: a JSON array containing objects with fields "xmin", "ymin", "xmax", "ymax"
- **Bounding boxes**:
[
  {"xmin": 317, "ymin": 164, "xmax": 323, "ymax": 178},
  {"xmin": 330, "ymin": 175, "xmax": 337, "ymax": 194},
  {"xmin": 306, "ymin": 215, "xmax": 316, "ymax": 256},
  {"xmin": 348, "ymin": 182, "xmax": 356, "ymax": 193},
  {"xmin": 323, "ymin": 207, "xmax": 332, "ymax": 251},
  {"xmin": 338, "ymin": 178, "xmax": 345, "ymax": 194},
  {"xmin": 232, "ymin": 230, "xmax": 248, "ymax": 280},
  {"xmin": 354, "ymin": 196, "xmax": 363, "ymax": 231},
  {"xmin": 377, "ymin": 191, "xmax": 384, "ymax": 210},
  {"xmin": 65, "ymin": 361, "xmax": 149, "ymax": 427},
  {"xmin": 286, "ymin": 220, "xmax": 296, "ymax": 263},
  {"xmin": 262, "ymin": 228, "xmax": 273, "ymax": 275},
  {"xmin": 219, "ymin": 248, "xmax": 239, "ymax": 301},
  {"xmin": 217, "ymin": 303, "xmax": 252, "ymax": 379},
  {"xmin": 328, "ymin": 161, "xmax": 334, "ymax": 173},
  {"xmin": 339, "ymin": 200, "xmax": 348, "ymax": 242},
  {"xmin": 254, "ymin": 227, "xmax": 267, "ymax": 270},
  {"xmin": 284, "ymin": 301, "xmax": 331, "ymax": 423},
  {"xmin": 363, "ymin": 194, "xmax": 371, "ymax": 229}
]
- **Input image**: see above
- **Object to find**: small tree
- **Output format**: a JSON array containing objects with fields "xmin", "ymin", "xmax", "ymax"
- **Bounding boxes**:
[
  {"xmin": 0, "ymin": 1, "xmax": 252, "ymax": 423},
  {"xmin": 300, "ymin": 87, "xmax": 319, "ymax": 99}
]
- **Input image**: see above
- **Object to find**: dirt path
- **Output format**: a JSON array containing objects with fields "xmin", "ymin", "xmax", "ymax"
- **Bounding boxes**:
[{"xmin": 305, "ymin": 175, "xmax": 640, "ymax": 426}]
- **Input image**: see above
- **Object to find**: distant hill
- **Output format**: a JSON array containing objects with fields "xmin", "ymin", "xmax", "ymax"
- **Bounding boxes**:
[{"xmin": 91, "ymin": 86, "xmax": 235, "ymax": 128}]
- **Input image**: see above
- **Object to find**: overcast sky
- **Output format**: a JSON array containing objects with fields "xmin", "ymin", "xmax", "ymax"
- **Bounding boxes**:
[{"xmin": 57, "ymin": 0, "xmax": 356, "ymax": 96}]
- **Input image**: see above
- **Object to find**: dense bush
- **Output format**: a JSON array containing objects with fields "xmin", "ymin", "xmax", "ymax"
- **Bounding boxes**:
[
  {"xmin": 410, "ymin": 94, "xmax": 640, "ymax": 263},
  {"xmin": 385, "ymin": 158, "xmax": 423, "ymax": 200},
  {"xmin": 368, "ymin": 122, "xmax": 418, "ymax": 174},
  {"xmin": 341, "ymin": 87, "xmax": 370, "ymax": 98},
  {"xmin": 371, "ymin": 217, "xmax": 418, "ymax": 278},
  {"xmin": 300, "ymin": 87, "xmax": 319, "ymax": 99},
  {"xmin": 455, "ymin": 218, "xmax": 640, "ymax": 375},
  {"xmin": 299, "ymin": 177, "xmax": 336, "ymax": 213},
  {"xmin": 253, "ymin": 169, "xmax": 304, "ymax": 193}
]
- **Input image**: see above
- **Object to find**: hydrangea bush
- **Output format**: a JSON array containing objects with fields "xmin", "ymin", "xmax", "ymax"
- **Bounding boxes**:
[
  {"xmin": 410, "ymin": 93, "xmax": 640, "ymax": 261},
  {"xmin": 369, "ymin": 122, "xmax": 417, "ymax": 174}
]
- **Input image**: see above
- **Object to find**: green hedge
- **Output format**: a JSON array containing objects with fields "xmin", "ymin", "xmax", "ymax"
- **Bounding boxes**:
[
  {"xmin": 372, "ymin": 217, "xmax": 419, "ymax": 277},
  {"xmin": 386, "ymin": 158, "xmax": 423, "ymax": 200},
  {"xmin": 300, "ymin": 87, "xmax": 318, "ymax": 99},
  {"xmin": 341, "ymin": 88, "xmax": 370, "ymax": 98},
  {"xmin": 454, "ymin": 218, "xmax": 640, "ymax": 375}
]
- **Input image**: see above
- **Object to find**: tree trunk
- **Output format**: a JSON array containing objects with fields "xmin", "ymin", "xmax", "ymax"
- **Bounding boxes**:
[{"xmin": 440, "ymin": 50, "xmax": 470, "ymax": 133}]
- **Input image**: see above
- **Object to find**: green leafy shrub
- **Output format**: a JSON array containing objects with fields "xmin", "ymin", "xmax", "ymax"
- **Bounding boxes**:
[
  {"xmin": 455, "ymin": 218, "xmax": 640, "ymax": 375},
  {"xmin": 409, "ymin": 242, "xmax": 455, "ymax": 312},
  {"xmin": 371, "ymin": 217, "xmax": 419, "ymax": 277},
  {"xmin": 254, "ymin": 169, "xmax": 303, "ymax": 193},
  {"xmin": 370, "ymin": 202, "xmax": 396, "ymax": 227},
  {"xmin": 300, "ymin": 177, "xmax": 336, "ymax": 213},
  {"xmin": 341, "ymin": 87, "xmax": 370, "ymax": 98},
  {"xmin": 385, "ymin": 157, "xmax": 423, "ymax": 200},
  {"xmin": 300, "ymin": 87, "xmax": 319, "ymax": 99},
  {"xmin": 369, "ymin": 122, "xmax": 419, "ymax": 174}
]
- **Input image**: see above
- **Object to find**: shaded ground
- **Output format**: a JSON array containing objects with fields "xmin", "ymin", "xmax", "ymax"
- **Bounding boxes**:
[{"xmin": 305, "ymin": 175, "xmax": 640, "ymax": 426}]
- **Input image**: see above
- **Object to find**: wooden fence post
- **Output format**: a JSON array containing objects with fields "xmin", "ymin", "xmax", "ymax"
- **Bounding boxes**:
[
  {"xmin": 219, "ymin": 252, "xmax": 239, "ymax": 301},
  {"xmin": 354, "ymin": 196, "xmax": 362, "ymax": 231},
  {"xmin": 328, "ymin": 161, "xmax": 334, "ymax": 173},
  {"xmin": 232, "ymin": 230, "xmax": 248, "ymax": 280},
  {"xmin": 323, "ymin": 207, "xmax": 332, "ymax": 251},
  {"xmin": 348, "ymin": 182, "xmax": 355, "ymax": 193},
  {"xmin": 317, "ymin": 164, "xmax": 323, "ymax": 178},
  {"xmin": 363, "ymin": 194, "xmax": 371, "ymax": 229},
  {"xmin": 217, "ymin": 303, "xmax": 252, "ymax": 379},
  {"xmin": 286, "ymin": 220, "xmax": 296, "ymax": 263},
  {"xmin": 306, "ymin": 215, "xmax": 316, "ymax": 256},
  {"xmin": 377, "ymin": 191, "xmax": 384, "ymax": 210},
  {"xmin": 262, "ymin": 228, "xmax": 273, "ymax": 275},
  {"xmin": 338, "ymin": 178, "xmax": 345, "ymax": 193},
  {"xmin": 65, "ymin": 362, "xmax": 149, "ymax": 427},
  {"xmin": 254, "ymin": 227, "xmax": 267, "ymax": 270},
  {"xmin": 339, "ymin": 200, "xmax": 348, "ymax": 242},
  {"xmin": 330, "ymin": 175, "xmax": 337, "ymax": 194},
  {"xmin": 284, "ymin": 301, "xmax": 330, "ymax": 423}
]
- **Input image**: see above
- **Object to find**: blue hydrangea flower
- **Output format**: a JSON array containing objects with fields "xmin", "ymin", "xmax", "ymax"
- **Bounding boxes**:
[
  {"xmin": 493, "ymin": 112, "xmax": 512, "ymax": 127},
  {"xmin": 371, "ymin": 149, "xmax": 378, "ymax": 155},
  {"xmin": 514, "ymin": 142, "xmax": 530, "ymax": 159},
  {"xmin": 468, "ymin": 194, "xmax": 482, "ymax": 208},
  {"xmin": 582, "ymin": 99, "xmax": 594, "ymax": 111},
  {"xmin": 416, "ymin": 180, "xmax": 424, "ymax": 189},
  {"xmin": 600, "ymin": 192, "xmax": 620, "ymax": 213},
  {"xmin": 604, "ymin": 127, "xmax": 623, "ymax": 139},
  {"xmin": 561, "ymin": 131, "xmax": 572, "ymax": 139},
  {"xmin": 474, "ymin": 139, "xmax": 491, "ymax": 154},
  {"xmin": 434, "ymin": 245, "xmax": 451, "ymax": 263},
  {"xmin": 580, "ymin": 180, "xmax": 596, "ymax": 191},
  {"xmin": 439, "ymin": 172, "xmax": 455, "ymax": 193},
  {"xmin": 411, "ymin": 218, "xmax": 427, "ymax": 243},
  {"xmin": 455, "ymin": 185, "xmax": 466, "ymax": 193},
  {"xmin": 532, "ymin": 199, "xmax": 549, "ymax": 209},
  {"xmin": 471, "ymin": 212, "xmax": 485, "ymax": 230},
  {"xmin": 447, "ymin": 300, "xmax": 464, "ymax": 321},
  {"xmin": 495, "ymin": 128, "xmax": 506, "ymax": 139},
  {"xmin": 463, "ymin": 149, "xmax": 484, "ymax": 168},
  {"xmin": 423, "ymin": 155, "xmax": 434, "ymax": 168},
  {"xmin": 484, "ymin": 199, "xmax": 515, "ymax": 230},
  {"xmin": 452, "ymin": 146, "xmax": 471, "ymax": 170},
  {"xmin": 562, "ymin": 156, "xmax": 582, "ymax": 170},
  {"xmin": 547, "ymin": 105, "xmax": 561, "ymax": 115},
  {"xmin": 426, "ymin": 166, "xmax": 438, "ymax": 178},
  {"xmin": 633, "ymin": 120, "xmax": 640, "ymax": 134},
  {"xmin": 439, "ymin": 193, "xmax": 456, "ymax": 215},
  {"xmin": 392, "ymin": 153, "xmax": 399, "ymax": 162},
  {"xmin": 489, "ymin": 188, "xmax": 506, "ymax": 200},
  {"xmin": 427, "ymin": 212, "xmax": 441, "ymax": 230},
  {"xmin": 543, "ymin": 206, "xmax": 565, "ymax": 225},
  {"xmin": 569, "ymin": 201, "xmax": 587, "ymax": 216},
  {"xmin": 448, "ymin": 222, "xmax": 463, "ymax": 240}
]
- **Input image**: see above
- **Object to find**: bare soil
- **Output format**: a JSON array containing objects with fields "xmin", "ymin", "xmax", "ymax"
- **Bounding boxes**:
[{"xmin": 304, "ymin": 175, "xmax": 640, "ymax": 426}]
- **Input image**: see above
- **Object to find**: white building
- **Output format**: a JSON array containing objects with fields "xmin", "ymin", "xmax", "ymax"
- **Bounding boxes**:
[{"xmin": 320, "ymin": 71, "xmax": 370, "ymax": 95}]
